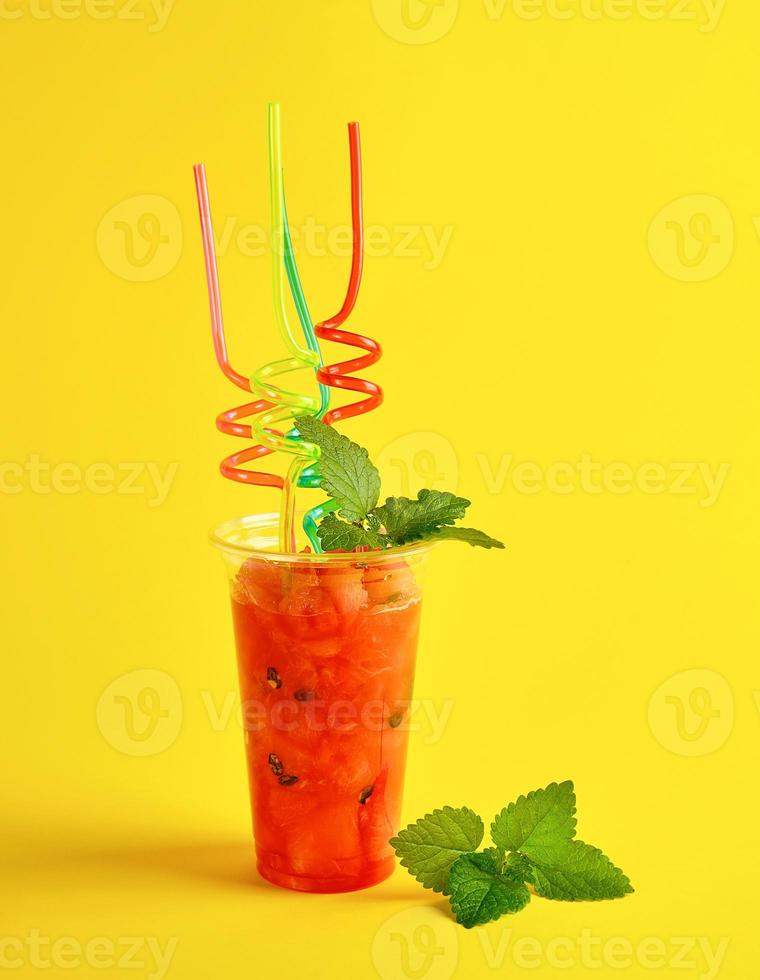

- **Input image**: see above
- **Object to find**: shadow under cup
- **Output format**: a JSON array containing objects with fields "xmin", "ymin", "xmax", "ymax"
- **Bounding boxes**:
[{"xmin": 211, "ymin": 514, "xmax": 433, "ymax": 893}]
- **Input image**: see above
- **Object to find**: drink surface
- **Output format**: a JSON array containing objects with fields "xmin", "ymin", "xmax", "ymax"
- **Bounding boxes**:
[{"xmin": 230, "ymin": 555, "xmax": 422, "ymax": 892}]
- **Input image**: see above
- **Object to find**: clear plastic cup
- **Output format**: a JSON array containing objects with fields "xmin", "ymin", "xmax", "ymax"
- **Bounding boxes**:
[{"xmin": 211, "ymin": 513, "xmax": 433, "ymax": 893}]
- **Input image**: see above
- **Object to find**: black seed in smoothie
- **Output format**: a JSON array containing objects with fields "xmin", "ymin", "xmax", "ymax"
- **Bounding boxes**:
[
  {"xmin": 293, "ymin": 689, "xmax": 316, "ymax": 701},
  {"xmin": 359, "ymin": 785, "xmax": 374, "ymax": 805},
  {"xmin": 266, "ymin": 667, "xmax": 282, "ymax": 689},
  {"xmin": 268, "ymin": 753, "xmax": 284, "ymax": 776},
  {"xmin": 279, "ymin": 774, "xmax": 299, "ymax": 786}
]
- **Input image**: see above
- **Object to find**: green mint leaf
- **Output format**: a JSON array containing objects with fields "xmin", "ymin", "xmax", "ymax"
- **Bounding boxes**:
[
  {"xmin": 448, "ymin": 851, "xmax": 531, "ymax": 928},
  {"xmin": 504, "ymin": 851, "xmax": 534, "ymax": 883},
  {"xmin": 394, "ymin": 783, "xmax": 633, "ymax": 928},
  {"xmin": 491, "ymin": 780, "xmax": 577, "ymax": 863},
  {"xmin": 389, "ymin": 806, "xmax": 484, "ymax": 895},
  {"xmin": 480, "ymin": 846, "xmax": 506, "ymax": 869},
  {"xmin": 432, "ymin": 526, "xmax": 505, "ymax": 549},
  {"xmin": 528, "ymin": 841, "xmax": 634, "ymax": 901},
  {"xmin": 374, "ymin": 489, "xmax": 471, "ymax": 545},
  {"xmin": 316, "ymin": 513, "xmax": 387, "ymax": 553},
  {"xmin": 294, "ymin": 416, "xmax": 380, "ymax": 521},
  {"xmin": 479, "ymin": 846, "xmax": 534, "ymax": 884}
]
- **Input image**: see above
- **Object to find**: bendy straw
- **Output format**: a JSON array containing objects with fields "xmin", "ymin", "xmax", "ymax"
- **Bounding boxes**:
[
  {"xmin": 250, "ymin": 103, "xmax": 322, "ymax": 551},
  {"xmin": 301, "ymin": 122, "xmax": 384, "ymax": 551},
  {"xmin": 195, "ymin": 107, "xmax": 383, "ymax": 554}
]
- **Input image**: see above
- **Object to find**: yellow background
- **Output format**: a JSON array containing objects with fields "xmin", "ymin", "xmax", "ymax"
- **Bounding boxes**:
[{"xmin": 2, "ymin": 1, "xmax": 757, "ymax": 977}]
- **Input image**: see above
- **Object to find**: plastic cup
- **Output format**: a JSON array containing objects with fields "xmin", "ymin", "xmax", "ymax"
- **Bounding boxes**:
[{"xmin": 211, "ymin": 514, "xmax": 434, "ymax": 893}]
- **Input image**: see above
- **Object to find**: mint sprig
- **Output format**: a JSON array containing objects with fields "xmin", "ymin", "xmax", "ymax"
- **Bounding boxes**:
[
  {"xmin": 390, "ymin": 781, "xmax": 633, "ymax": 929},
  {"xmin": 295, "ymin": 417, "xmax": 504, "ymax": 551},
  {"xmin": 294, "ymin": 415, "xmax": 380, "ymax": 522}
]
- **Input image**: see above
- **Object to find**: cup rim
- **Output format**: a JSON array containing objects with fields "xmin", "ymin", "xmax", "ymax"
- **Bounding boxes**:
[{"xmin": 210, "ymin": 512, "xmax": 437, "ymax": 565}]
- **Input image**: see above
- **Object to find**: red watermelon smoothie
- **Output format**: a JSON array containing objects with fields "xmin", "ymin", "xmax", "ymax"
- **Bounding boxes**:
[{"xmin": 212, "ymin": 514, "xmax": 433, "ymax": 893}]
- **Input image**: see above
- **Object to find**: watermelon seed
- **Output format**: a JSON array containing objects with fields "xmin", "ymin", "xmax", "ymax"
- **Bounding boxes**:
[
  {"xmin": 359, "ymin": 785, "xmax": 374, "ymax": 805},
  {"xmin": 266, "ymin": 667, "xmax": 282, "ymax": 689}
]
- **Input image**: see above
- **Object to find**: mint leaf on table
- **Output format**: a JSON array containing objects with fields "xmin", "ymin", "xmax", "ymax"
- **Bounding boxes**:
[
  {"xmin": 448, "ymin": 850, "xmax": 531, "ymax": 928},
  {"xmin": 374, "ymin": 490, "xmax": 471, "ymax": 544},
  {"xmin": 294, "ymin": 416, "xmax": 380, "ymax": 522},
  {"xmin": 491, "ymin": 780, "xmax": 577, "ymax": 863},
  {"xmin": 389, "ymin": 806, "xmax": 484, "ymax": 894},
  {"xmin": 390, "ymin": 781, "xmax": 633, "ymax": 928},
  {"xmin": 529, "ymin": 841, "xmax": 634, "ymax": 901},
  {"xmin": 432, "ymin": 526, "xmax": 505, "ymax": 549},
  {"xmin": 316, "ymin": 513, "xmax": 387, "ymax": 552}
]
